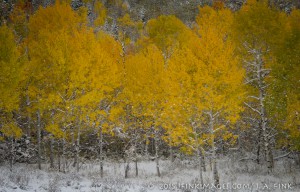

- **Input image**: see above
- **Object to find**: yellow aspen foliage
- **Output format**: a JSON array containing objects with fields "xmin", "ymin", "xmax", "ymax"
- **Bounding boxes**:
[
  {"xmin": 118, "ymin": 13, "xmax": 135, "ymax": 27},
  {"xmin": 93, "ymin": 1, "xmax": 107, "ymax": 26},
  {"xmin": 146, "ymin": 15, "xmax": 197, "ymax": 61},
  {"xmin": 233, "ymin": 0, "xmax": 285, "ymax": 48},
  {"xmin": 124, "ymin": 44, "xmax": 165, "ymax": 109},
  {"xmin": 27, "ymin": 1, "xmax": 85, "ymax": 110},
  {"xmin": 166, "ymin": 6, "xmax": 245, "ymax": 156},
  {"xmin": 195, "ymin": 6, "xmax": 245, "ymax": 120},
  {"xmin": 9, "ymin": 1, "xmax": 29, "ymax": 40},
  {"xmin": 45, "ymin": 123, "xmax": 64, "ymax": 139},
  {"xmin": 0, "ymin": 122, "xmax": 22, "ymax": 139},
  {"xmin": 0, "ymin": 25, "xmax": 21, "ymax": 112},
  {"xmin": 274, "ymin": 9, "xmax": 300, "ymax": 150}
]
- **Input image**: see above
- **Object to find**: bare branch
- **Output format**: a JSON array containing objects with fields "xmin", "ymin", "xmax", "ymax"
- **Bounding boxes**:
[
  {"xmin": 274, "ymin": 152, "xmax": 291, "ymax": 160},
  {"xmin": 244, "ymin": 102, "xmax": 261, "ymax": 115}
]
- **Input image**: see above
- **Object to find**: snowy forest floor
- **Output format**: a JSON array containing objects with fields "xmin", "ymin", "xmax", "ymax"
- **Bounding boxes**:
[{"xmin": 0, "ymin": 156, "xmax": 299, "ymax": 192}]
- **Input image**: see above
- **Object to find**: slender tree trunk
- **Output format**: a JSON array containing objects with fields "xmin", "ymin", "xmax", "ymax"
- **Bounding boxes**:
[
  {"xmin": 26, "ymin": 119, "xmax": 31, "ymax": 136},
  {"xmin": 297, "ymin": 153, "xmax": 300, "ymax": 168},
  {"xmin": 125, "ymin": 161, "xmax": 130, "ymax": 178},
  {"xmin": 135, "ymin": 140, "xmax": 138, "ymax": 177},
  {"xmin": 192, "ymin": 120, "xmax": 204, "ymax": 184},
  {"xmin": 154, "ymin": 130, "xmax": 161, "ymax": 177},
  {"xmin": 50, "ymin": 137, "xmax": 54, "ymax": 168},
  {"xmin": 37, "ymin": 110, "xmax": 42, "ymax": 170},
  {"xmin": 201, "ymin": 148, "xmax": 206, "ymax": 172},
  {"xmin": 145, "ymin": 137, "xmax": 149, "ymax": 158},
  {"xmin": 197, "ymin": 148, "xmax": 204, "ymax": 186},
  {"xmin": 267, "ymin": 140, "xmax": 274, "ymax": 170},
  {"xmin": 25, "ymin": 94, "xmax": 31, "ymax": 164},
  {"xmin": 170, "ymin": 146, "xmax": 174, "ymax": 162},
  {"xmin": 169, "ymin": 136, "xmax": 174, "ymax": 163},
  {"xmin": 62, "ymin": 129, "xmax": 66, "ymax": 173},
  {"xmin": 135, "ymin": 159, "xmax": 138, "ymax": 177},
  {"xmin": 209, "ymin": 112, "xmax": 219, "ymax": 187},
  {"xmin": 10, "ymin": 138, "xmax": 14, "ymax": 172},
  {"xmin": 58, "ymin": 141, "xmax": 61, "ymax": 172},
  {"xmin": 99, "ymin": 126, "xmax": 104, "ymax": 178},
  {"xmin": 256, "ymin": 51, "xmax": 273, "ymax": 172},
  {"xmin": 256, "ymin": 128, "xmax": 262, "ymax": 164},
  {"xmin": 25, "ymin": 117, "xmax": 31, "ymax": 164},
  {"xmin": 74, "ymin": 123, "xmax": 81, "ymax": 172}
]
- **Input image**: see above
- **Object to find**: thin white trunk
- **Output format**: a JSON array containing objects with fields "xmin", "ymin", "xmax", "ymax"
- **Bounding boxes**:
[
  {"xmin": 62, "ymin": 128, "xmax": 66, "ymax": 173},
  {"xmin": 192, "ymin": 120, "xmax": 204, "ymax": 184},
  {"xmin": 75, "ymin": 123, "xmax": 80, "ymax": 172},
  {"xmin": 201, "ymin": 148, "xmax": 206, "ymax": 172},
  {"xmin": 145, "ymin": 137, "xmax": 149, "ymax": 158},
  {"xmin": 134, "ymin": 139, "xmax": 138, "ymax": 177},
  {"xmin": 10, "ymin": 138, "xmax": 14, "ymax": 172},
  {"xmin": 197, "ymin": 148, "xmax": 204, "ymax": 185},
  {"xmin": 99, "ymin": 126, "xmax": 104, "ymax": 178},
  {"xmin": 58, "ymin": 141, "xmax": 61, "ymax": 171},
  {"xmin": 50, "ymin": 112, "xmax": 55, "ymax": 168},
  {"xmin": 244, "ymin": 45, "xmax": 274, "ymax": 172},
  {"xmin": 50, "ymin": 137, "xmax": 54, "ymax": 168},
  {"xmin": 256, "ymin": 50, "xmax": 273, "ymax": 171},
  {"xmin": 209, "ymin": 111, "xmax": 219, "ymax": 187},
  {"xmin": 154, "ymin": 130, "xmax": 161, "ymax": 177},
  {"xmin": 37, "ymin": 110, "xmax": 42, "ymax": 170}
]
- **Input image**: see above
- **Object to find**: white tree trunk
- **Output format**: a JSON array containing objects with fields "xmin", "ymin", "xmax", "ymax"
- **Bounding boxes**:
[
  {"xmin": 37, "ymin": 110, "xmax": 42, "ymax": 170},
  {"xmin": 256, "ymin": 50, "xmax": 273, "ymax": 171},
  {"xmin": 10, "ymin": 138, "xmax": 14, "ymax": 172},
  {"xmin": 99, "ymin": 126, "xmax": 104, "ymax": 178},
  {"xmin": 209, "ymin": 111, "xmax": 219, "ymax": 187},
  {"xmin": 62, "ymin": 128, "xmax": 66, "ymax": 173},
  {"xmin": 49, "ymin": 137, "xmax": 54, "ymax": 168},
  {"xmin": 154, "ymin": 130, "xmax": 161, "ymax": 177},
  {"xmin": 74, "ymin": 123, "xmax": 80, "ymax": 172},
  {"xmin": 244, "ymin": 45, "xmax": 274, "ymax": 172}
]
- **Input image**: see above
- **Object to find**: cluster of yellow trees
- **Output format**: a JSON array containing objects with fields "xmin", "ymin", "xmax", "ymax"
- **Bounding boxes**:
[{"xmin": 0, "ymin": 0, "xmax": 299, "ymax": 184}]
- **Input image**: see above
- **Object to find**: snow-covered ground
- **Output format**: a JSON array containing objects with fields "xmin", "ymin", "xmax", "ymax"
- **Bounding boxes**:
[{"xmin": 0, "ymin": 157, "xmax": 299, "ymax": 192}]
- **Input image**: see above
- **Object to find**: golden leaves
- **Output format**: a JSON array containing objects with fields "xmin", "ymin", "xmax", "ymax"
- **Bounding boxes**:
[
  {"xmin": 0, "ymin": 122, "xmax": 22, "ymax": 139},
  {"xmin": 0, "ymin": 25, "xmax": 21, "ymax": 112}
]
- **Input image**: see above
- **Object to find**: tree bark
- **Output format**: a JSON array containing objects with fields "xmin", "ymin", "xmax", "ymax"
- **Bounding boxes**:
[
  {"xmin": 154, "ymin": 130, "xmax": 161, "ymax": 177},
  {"xmin": 209, "ymin": 111, "xmax": 219, "ymax": 187},
  {"xmin": 135, "ymin": 140, "xmax": 138, "ymax": 177},
  {"xmin": 37, "ymin": 110, "xmax": 42, "ymax": 170},
  {"xmin": 58, "ymin": 141, "xmax": 61, "ymax": 172},
  {"xmin": 62, "ymin": 128, "xmax": 66, "ymax": 173},
  {"xmin": 197, "ymin": 148, "xmax": 204, "ymax": 186},
  {"xmin": 145, "ymin": 137, "xmax": 149, "ymax": 158},
  {"xmin": 256, "ymin": 128, "xmax": 262, "ymax": 164},
  {"xmin": 99, "ymin": 126, "xmax": 104, "ymax": 178},
  {"xmin": 201, "ymin": 148, "xmax": 206, "ymax": 172},
  {"xmin": 125, "ymin": 161, "xmax": 130, "ymax": 178},
  {"xmin": 49, "ymin": 137, "xmax": 54, "ymax": 168},
  {"xmin": 10, "ymin": 138, "xmax": 14, "ymax": 172},
  {"xmin": 75, "ymin": 123, "xmax": 81, "ymax": 172},
  {"xmin": 169, "ymin": 136, "xmax": 174, "ymax": 163},
  {"xmin": 256, "ymin": 50, "xmax": 273, "ymax": 172}
]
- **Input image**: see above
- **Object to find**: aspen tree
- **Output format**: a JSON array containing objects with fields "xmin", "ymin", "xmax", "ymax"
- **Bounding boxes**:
[{"xmin": 196, "ymin": 4, "xmax": 245, "ymax": 185}]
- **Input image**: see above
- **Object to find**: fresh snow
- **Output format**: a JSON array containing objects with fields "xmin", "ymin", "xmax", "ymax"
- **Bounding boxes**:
[{"xmin": 0, "ymin": 157, "xmax": 299, "ymax": 192}]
